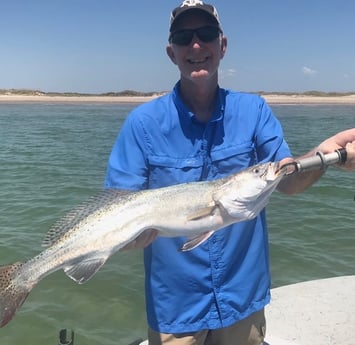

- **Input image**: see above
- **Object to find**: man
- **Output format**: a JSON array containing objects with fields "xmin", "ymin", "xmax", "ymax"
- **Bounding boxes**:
[{"xmin": 105, "ymin": 1, "xmax": 355, "ymax": 344}]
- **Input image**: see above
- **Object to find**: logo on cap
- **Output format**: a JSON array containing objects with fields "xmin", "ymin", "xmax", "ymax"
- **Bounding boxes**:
[{"xmin": 180, "ymin": 0, "xmax": 204, "ymax": 7}]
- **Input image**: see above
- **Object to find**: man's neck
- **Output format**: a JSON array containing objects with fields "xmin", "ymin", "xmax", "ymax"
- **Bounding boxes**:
[{"xmin": 179, "ymin": 78, "xmax": 219, "ymax": 123}]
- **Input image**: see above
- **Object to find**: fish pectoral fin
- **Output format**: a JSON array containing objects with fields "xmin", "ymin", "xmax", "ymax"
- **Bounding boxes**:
[
  {"xmin": 180, "ymin": 231, "xmax": 214, "ymax": 252},
  {"xmin": 64, "ymin": 257, "xmax": 108, "ymax": 284},
  {"xmin": 186, "ymin": 205, "xmax": 217, "ymax": 221}
]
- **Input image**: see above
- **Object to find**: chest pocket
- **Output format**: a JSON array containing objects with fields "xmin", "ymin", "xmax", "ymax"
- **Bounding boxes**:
[
  {"xmin": 211, "ymin": 142, "xmax": 256, "ymax": 177},
  {"xmin": 147, "ymin": 155, "xmax": 204, "ymax": 188}
]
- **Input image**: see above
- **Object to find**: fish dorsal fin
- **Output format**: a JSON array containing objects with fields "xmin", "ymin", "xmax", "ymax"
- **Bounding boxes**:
[
  {"xmin": 42, "ymin": 189, "xmax": 133, "ymax": 247},
  {"xmin": 180, "ymin": 231, "xmax": 214, "ymax": 251},
  {"xmin": 63, "ymin": 257, "xmax": 108, "ymax": 284},
  {"xmin": 186, "ymin": 205, "xmax": 216, "ymax": 221}
]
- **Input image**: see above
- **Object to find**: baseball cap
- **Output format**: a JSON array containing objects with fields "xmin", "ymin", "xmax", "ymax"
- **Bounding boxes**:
[{"xmin": 169, "ymin": 0, "xmax": 222, "ymax": 32}]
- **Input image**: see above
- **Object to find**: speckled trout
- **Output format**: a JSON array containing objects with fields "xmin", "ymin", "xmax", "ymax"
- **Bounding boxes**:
[{"xmin": 0, "ymin": 162, "xmax": 286, "ymax": 327}]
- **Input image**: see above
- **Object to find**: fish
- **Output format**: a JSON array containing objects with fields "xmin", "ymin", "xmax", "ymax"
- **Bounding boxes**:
[{"xmin": 0, "ymin": 161, "xmax": 286, "ymax": 327}]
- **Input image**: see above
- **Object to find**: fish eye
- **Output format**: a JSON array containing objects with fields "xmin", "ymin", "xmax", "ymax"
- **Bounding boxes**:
[{"xmin": 253, "ymin": 168, "xmax": 260, "ymax": 174}]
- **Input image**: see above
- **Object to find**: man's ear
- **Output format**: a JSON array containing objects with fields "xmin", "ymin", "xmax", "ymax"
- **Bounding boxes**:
[
  {"xmin": 220, "ymin": 36, "xmax": 227, "ymax": 59},
  {"xmin": 166, "ymin": 45, "xmax": 177, "ymax": 65}
]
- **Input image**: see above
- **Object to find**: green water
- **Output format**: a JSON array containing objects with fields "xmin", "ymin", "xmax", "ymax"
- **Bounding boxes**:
[{"xmin": 0, "ymin": 102, "xmax": 354, "ymax": 344}]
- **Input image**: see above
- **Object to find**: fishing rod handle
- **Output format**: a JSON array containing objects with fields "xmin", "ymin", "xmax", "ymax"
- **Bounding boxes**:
[{"xmin": 295, "ymin": 148, "xmax": 347, "ymax": 172}]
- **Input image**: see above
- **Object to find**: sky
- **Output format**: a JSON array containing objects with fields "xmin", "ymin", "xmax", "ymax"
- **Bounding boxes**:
[{"xmin": 1, "ymin": 0, "xmax": 355, "ymax": 94}]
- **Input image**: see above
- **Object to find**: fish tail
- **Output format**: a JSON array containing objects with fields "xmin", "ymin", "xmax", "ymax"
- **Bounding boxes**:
[{"xmin": 0, "ymin": 262, "xmax": 31, "ymax": 327}]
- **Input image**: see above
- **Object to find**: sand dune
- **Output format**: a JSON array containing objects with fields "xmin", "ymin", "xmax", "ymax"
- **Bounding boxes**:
[{"xmin": 1, "ymin": 93, "xmax": 355, "ymax": 105}]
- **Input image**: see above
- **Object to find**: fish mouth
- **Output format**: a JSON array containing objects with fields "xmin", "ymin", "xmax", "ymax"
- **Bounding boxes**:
[
  {"xmin": 264, "ymin": 162, "xmax": 288, "ymax": 182},
  {"xmin": 274, "ymin": 162, "xmax": 289, "ymax": 178}
]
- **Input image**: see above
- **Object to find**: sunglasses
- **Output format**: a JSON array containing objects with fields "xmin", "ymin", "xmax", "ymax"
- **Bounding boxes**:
[{"xmin": 169, "ymin": 26, "xmax": 221, "ymax": 46}]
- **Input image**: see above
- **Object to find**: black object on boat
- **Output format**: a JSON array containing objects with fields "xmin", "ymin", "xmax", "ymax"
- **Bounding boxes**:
[{"xmin": 58, "ymin": 329, "xmax": 74, "ymax": 345}]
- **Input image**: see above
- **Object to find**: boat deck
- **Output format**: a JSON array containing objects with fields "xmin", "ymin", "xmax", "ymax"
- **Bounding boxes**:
[{"xmin": 265, "ymin": 275, "xmax": 355, "ymax": 345}]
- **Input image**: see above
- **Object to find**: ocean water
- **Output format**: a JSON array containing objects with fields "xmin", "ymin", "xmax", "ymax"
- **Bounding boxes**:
[{"xmin": 0, "ymin": 102, "xmax": 354, "ymax": 345}]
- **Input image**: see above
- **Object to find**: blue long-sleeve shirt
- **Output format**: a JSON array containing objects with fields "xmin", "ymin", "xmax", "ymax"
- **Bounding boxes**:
[{"xmin": 105, "ymin": 83, "xmax": 291, "ymax": 333}]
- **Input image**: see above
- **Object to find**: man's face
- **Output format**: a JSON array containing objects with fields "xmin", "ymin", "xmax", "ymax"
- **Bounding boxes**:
[{"xmin": 167, "ymin": 12, "xmax": 227, "ymax": 84}]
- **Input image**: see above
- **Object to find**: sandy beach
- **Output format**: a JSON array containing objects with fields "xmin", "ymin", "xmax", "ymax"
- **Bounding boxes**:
[
  {"xmin": 263, "ymin": 94, "xmax": 355, "ymax": 105},
  {"xmin": 1, "ymin": 93, "xmax": 355, "ymax": 105}
]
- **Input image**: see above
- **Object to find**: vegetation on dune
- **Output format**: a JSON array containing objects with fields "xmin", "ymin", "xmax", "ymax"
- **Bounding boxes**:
[
  {"xmin": 0, "ymin": 89, "xmax": 45, "ymax": 96},
  {"xmin": 258, "ymin": 90, "xmax": 355, "ymax": 97},
  {"xmin": 0, "ymin": 89, "xmax": 164, "ymax": 97},
  {"xmin": 1, "ymin": 89, "xmax": 355, "ymax": 97}
]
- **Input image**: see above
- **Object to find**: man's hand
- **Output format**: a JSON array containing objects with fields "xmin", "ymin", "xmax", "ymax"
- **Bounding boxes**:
[{"xmin": 317, "ymin": 128, "xmax": 355, "ymax": 171}]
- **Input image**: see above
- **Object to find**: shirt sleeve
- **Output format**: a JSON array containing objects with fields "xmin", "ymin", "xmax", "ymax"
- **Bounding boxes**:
[
  {"xmin": 104, "ymin": 110, "xmax": 149, "ymax": 190},
  {"xmin": 254, "ymin": 98, "xmax": 292, "ymax": 162}
]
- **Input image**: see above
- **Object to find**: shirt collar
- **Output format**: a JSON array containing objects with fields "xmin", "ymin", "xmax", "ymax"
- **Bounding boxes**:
[{"xmin": 172, "ymin": 81, "xmax": 225, "ymax": 124}]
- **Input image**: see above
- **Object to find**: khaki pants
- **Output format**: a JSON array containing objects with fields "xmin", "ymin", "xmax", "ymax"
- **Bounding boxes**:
[{"xmin": 148, "ymin": 309, "xmax": 266, "ymax": 345}]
